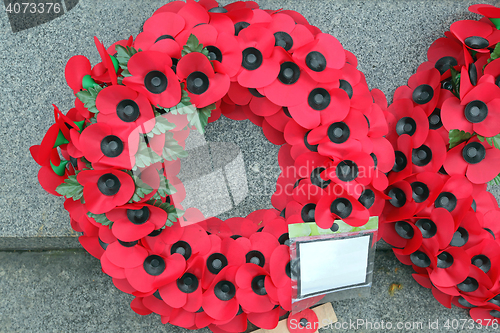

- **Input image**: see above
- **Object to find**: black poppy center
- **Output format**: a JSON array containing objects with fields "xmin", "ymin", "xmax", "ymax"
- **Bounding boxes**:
[
  {"xmin": 207, "ymin": 253, "xmax": 228, "ymax": 275},
  {"xmin": 148, "ymin": 229, "xmax": 163, "ymax": 237},
  {"xmin": 206, "ymin": 45, "xmax": 223, "ymax": 62},
  {"xmin": 186, "ymin": 71, "xmax": 209, "ymax": 95},
  {"xmin": 410, "ymin": 251, "xmax": 431, "ymax": 268},
  {"xmin": 234, "ymin": 22, "xmax": 250, "ymax": 36},
  {"xmin": 450, "ymin": 227, "xmax": 469, "ymax": 247},
  {"xmin": 412, "ymin": 145, "xmax": 432, "ymax": 167},
  {"xmin": 171, "ymin": 241, "xmax": 192, "ymax": 260},
  {"xmin": 392, "ymin": 151, "xmax": 408, "ymax": 172},
  {"xmin": 434, "ymin": 56, "xmax": 458, "ymax": 75},
  {"xmin": 472, "ymin": 254, "xmax": 491, "ymax": 273},
  {"xmin": 330, "ymin": 223, "xmax": 339, "ymax": 232},
  {"xmin": 310, "ymin": 167, "xmax": 331, "ymax": 189},
  {"xmin": 328, "ymin": 122, "xmax": 350, "ymax": 143},
  {"xmin": 458, "ymin": 297, "xmax": 475, "ymax": 308},
  {"xmin": 214, "ymin": 280, "xmax": 236, "ymax": 301},
  {"xmin": 462, "ymin": 142, "xmax": 486, "ymax": 164},
  {"xmin": 396, "ymin": 117, "xmax": 417, "ymax": 136},
  {"xmin": 246, "ymin": 250, "xmax": 265, "ymax": 267},
  {"xmin": 305, "ymin": 51, "xmax": 327, "ymax": 72},
  {"xmin": 242, "ymin": 47, "xmax": 263, "ymax": 70},
  {"xmin": 100, "ymin": 135, "xmax": 124, "ymax": 158},
  {"xmin": 208, "ymin": 6, "xmax": 228, "ymax": 13},
  {"xmin": 97, "ymin": 173, "xmax": 121, "ymax": 196},
  {"xmin": 464, "ymin": 100, "xmax": 488, "ymax": 123},
  {"xmin": 274, "ymin": 31, "xmax": 293, "ymax": 50},
  {"xmin": 435, "ymin": 192, "xmax": 457, "ymax": 212},
  {"xmin": 464, "ymin": 36, "xmax": 489, "ymax": 49},
  {"xmin": 330, "ymin": 198, "xmax": 353, "ymax": 219},
  {"xmin": 251, "ymin": 275, "xmax": 267, "ymax": 296},
  {"xmin": 388, "ymin": 188, "xmax": 406, "ymax": 208},
  {"xmin": 144, "ymin": 70, "xmax": 168, "ymax": 94},
  {"xmin": 118, "ymin": 240, "xmax": 138, "ymax": 247},
  {"xmin": 358, "ymin": 189, "xmax": 375, "ymax": 209},
  {"xmin": 411, "ymin": 181, "xmax": 430, "ymax": 203},
  {"xmin": 116, "ymin": 99, "xmax": 140, "ymax": 122},
  {"xmin": 301, "ymin": 203, "xmax": 316, "ymax": 222},
  {"xmin": 143, "ymin": 255, "xmax": 166, "ymax": 276},
  {"xmin": 469, "ymin": 63, "xmax": 478, "ymax": 86},
  {"xmin": 415, "ymin": 219, "xmax": 437, "ymax": 238},
  {"xmin": 457, "ymin": 277, "xmax": 479, "ymax": 292},
  {"xmin": 154, "ymin": 35, "xmax": 175, "ymax": 43},
  {"xmin": 336, "ymin": 160, "xmax": 359, "ymax": 182},
  {"xmin": 177, "ymin": 273, "xmax": 199, "ymax": 294},
  {"xmin": 278, "ymin": 62, "xmax": 301, "ymax": 85},
  {"xmin": 412, "ymin": 84, "xmax": 434, "ymax": 105},
  {"xmin": 300, "ymin": 318, "xmax": 309, "ymax": 327},
  {"xmin": 428, "ymin": 108, "xmax": 443, "ymax": 130},
  {"xmin": 127, "ymin": 206, "xmax": 150, "ymax": 225},
  {"xmin": 437, "ymin": 251, "xmax": 454, "ymax": 269},
  {"xmin": 339, "ymin": 80, "xmax": 353, "ymax": 99},
  {"xmin": 395, "ymin": 221, "xmax": 414, "ymax": 239},
  {"xmin": 308, "ymin": 88, "xmax": 331, "ymax": 110},
  {"xmin": 279, "ymin": 233, "xmax": 289, "ymax": 246},
  {"xmin": 304, "ymin": 131, "xmax": 319, "ymax": 152},
  {"xmin": 285, "ymin": 262, "xmax": 291, "ymax": 278}
]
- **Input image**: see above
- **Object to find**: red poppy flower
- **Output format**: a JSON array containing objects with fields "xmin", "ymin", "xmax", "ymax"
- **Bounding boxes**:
[
  {"xmin": 79, "ymin": 122, "xmax": 139, "ymax": 170},
  {"xmin": 283, "ymin": 120, "xmax": 322, "ymax": 160},
  {"xmin": 483, "ymin": 210, "xmax": 500, "ymax": 240},
  {"xmin": 166, "ymin": 224, "xmax": 212, "ymax": 260},
  {"xmin": 235, "ymin": 263, "xmax": 278, "ymax": 313},
  {"xmin": 381, "ymin": 219, "xmax": 423, "ymax": 256},
  {"xmin": 387, "ymin": 134, "xmax": 413, "ymax": 185},
  {"xmin": 427, "ymin": 246, "xmax": 470, "ymax": 288},
  {"xmin": 201, "ymin": 236, "xmax": 247, "ymax": 289},
  {"xmin": 134, "ymin": 12, "xmax": 184, "ymax": 56},
  {"xmin": 411, "ymin": 131, "xmax": 446, "ymax": 175},
  {"xmin": 442, "ymin": 82, "xmax": 500, "ymax": 137},
  {"xmin": 142, "ymin": 291, "xmax": 174, "ymax": 319},
  {"xmin": 78, "ymin": 223, "xmax": 116, "ymax": 260},
  {"xmin": 286, "ymin": 80, "xmax": 349, "ymax": 130},
  {"xmin": 394, "ymin": 69, "xmax": 441, "ymax": 116},
  {"xmin": 444, "ymin": 137, "xmax": 500, "ymax": 184},
  {"xmin": 94, "ymin": 37, "xmax": 118, "ymax": 86},
  {"xmin": 202, "ymin": 265, "xmax": 240, "ymax": 322},
  {"xmin": 105, "ymin": 203, "xmax": 167, "ymax": 242},
  {"xmin": 425, "ymin": 35, "xmax": 465, "ymax": 77},
  {"xmin": 469, "ymin": 4, "xmax": 500, "ymax": 19},
  {"xmin": 386, "ymin": 98, "xmax": 429, "ymax": 148},
  {"xmin": 270, "ymin": 245, "xmax": 292, "ymax": 311},
  {"xmin": 466, "ymin": 239, "xmax": 500, "ymax": 283},
  {"xmin": 64, "ymin": 55, "xmax": 93, "ymax": 93},
  {"xmin": 470, "ymin": 306, "xmax": 500, "ymax": 326},
  {"xmin": 262, "ymin": 47, "xmax": 316, "ymax": 108},
  {"xmin": 178, "ymin": 23, "xmax": 242, "ymax": 79},
  {"xmin": 77, "ymin": 169, "xmax": 135, "ymax": 214},
  {"xmin": 315, "ymin": 189, "xmax": 370, "ymax": 228},
  {"xmin": 235, "ymin": 25, "xmax": 280, "ymax": 88},
  {"xmin": 306, "ymin": 110, "xmax": 370, "ymax": 160},
  {"xmin": 122, "ymin": 51, "xmax": 181, "ymax": 109},
  {"xmin": 95, "ymin": 85, "xmax": 155, "ymax": 133},
  {"xmin": 264, "ymin": 12, "xmax": 314, "ymax": 53},
  {"xmin": 404, "ymin": 172, "xmax": 444, "ymax": 214},
  {"xmin": 450, "ymin": 19, "xmax": 500, "ymax": 53},
  {"xmin": 226, "ymin": 82, "xmax": 281, "ymax": 117},
  {"xmin": 382, "ymin": 180, "xmax": 418, "ymax": 223},
  {"xmin": 141, "ymin": 221, "xmax": 184, "ymax": 254},
  {"xmin": 247, "ymin": 306, "xmax": 281, "ymax": 330},
  {"xmin": 159, "ymin": 256, "xmax": 204, "ymax": 312},
  {"xmin": 292, "ymin": 33, "xmax": 345, "ymax": 83},
  {"xmin": 363, "ymin": 102, "xmax": 388, "ymax": 138},
  {"xmin": 262, "ymin": 216, "xmax": 289, "ymax": 246},
  {"xmin": 176, "ymin": 51, "xmax": 230, "ymax": 108},
  {"xmin": 235, "ymin": 232, "xmax": 280, "ymax": 271},
  {"xmin": 209, "ymin": 311, "xmax": 248, "ymax": 333}
]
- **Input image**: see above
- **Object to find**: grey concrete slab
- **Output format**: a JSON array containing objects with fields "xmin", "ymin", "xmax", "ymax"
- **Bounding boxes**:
[
  {"xmin": 0, "ymin": 249, "xmax": 498, "ymax": 333},
  {"xmin": 2, "ymin": 0, "xmax": 500, "ymax": 249}
]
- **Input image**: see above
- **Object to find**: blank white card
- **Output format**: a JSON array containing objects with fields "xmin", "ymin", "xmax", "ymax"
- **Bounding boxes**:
[{"xmin": 299, "ymin": 235, "xmax": 371, "ymax": 297}]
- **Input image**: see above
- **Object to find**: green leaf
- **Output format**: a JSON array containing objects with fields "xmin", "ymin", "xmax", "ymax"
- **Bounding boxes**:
[
  {"xmin": 76, "ymin": 85, "xmax": 103, "ymax": 114},
  {"xmin": 448, "ymin": 129, "xmax": 473, "ymax": 148},
  {"xmin": 449, "ymin": 66, "xmax": 461, "ymax": 99},
  {"xmin": 146, "ymin": 111, "xmax": 177, "ymax": 138},
  {"xmin": 55, "ymin": 175, "xmax": 84, "ymax": 200},
  {"xmin": 152, "ymin": 171, "xmax": 177, "ymax": 201},
  {"xmin": 134, "ymin": 140, "xmax": 163, "ymax": 169},
  {"xmin": 187, "ymin": 103, "xmax": 214, "ymax": 134},
  {"xmin": 129, "ymin": 175, "xmax": 154, "ymax": 203},
  {"xmin": 115, "ymin": 45, "xmax": 138, "ymax": 77},
  {"xmin": 182, "ymin": 34, "xmax": 210, "ymax": 58},
  {"xmin": 157, "ymin": 86, "xmax": 196, "ymax": 115},
  {"xmin": 488, "ymin": 43, "xmax": 500, "ymax": 64},
  {"xmin": 477, "ymin": 134, "xmax": 500, "ymax": 149},
  {"xmin": 87, "ymin": 212, "xmax": 113, "ymax": 228},
  {"xmin": 489, "ymin": 174, "xmax": 500, "ymax": 186},
  {"xmin": 162, "ymin": 132, "xmax": 188, "ymax": 161},
  {"xmin": 149, "ymin": 200, "xmax": 184, "ymax": 227}
]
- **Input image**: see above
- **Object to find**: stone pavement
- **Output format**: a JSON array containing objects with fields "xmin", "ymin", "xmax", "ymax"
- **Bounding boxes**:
[{"xmin": 1, "ymin": 0, "xmax": 500, "ymax": 332}]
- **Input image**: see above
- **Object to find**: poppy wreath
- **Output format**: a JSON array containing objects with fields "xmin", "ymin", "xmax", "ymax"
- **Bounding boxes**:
[{"xmin": 379, "ymin": 3, "xmax": 500, "ymax": 326}]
